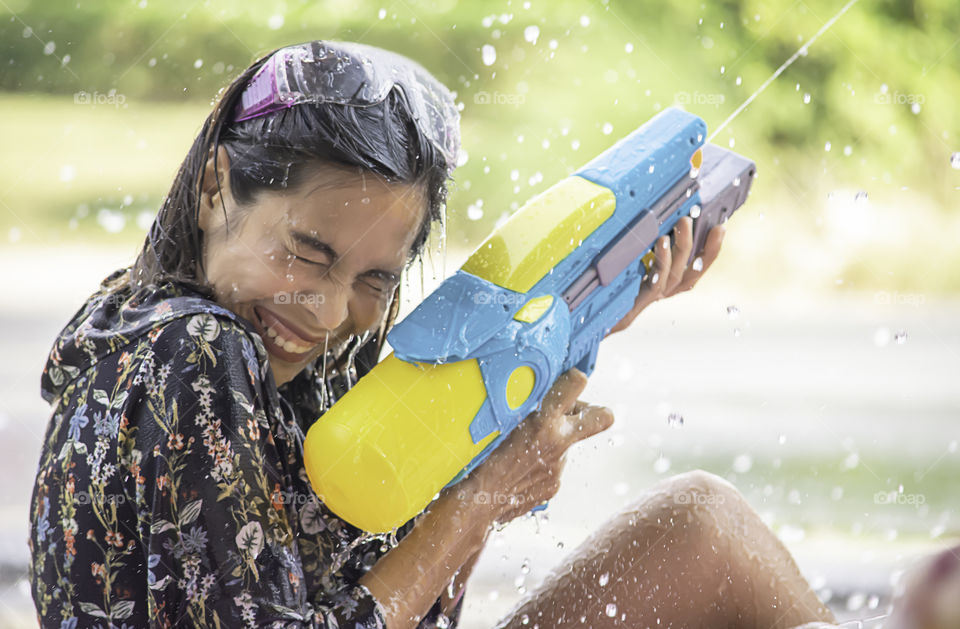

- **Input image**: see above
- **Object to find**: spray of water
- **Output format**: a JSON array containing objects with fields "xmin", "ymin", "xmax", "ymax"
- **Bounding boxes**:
[{"xmin": 708, "ymin": 0, "xmax": 862, "ymax": 142}]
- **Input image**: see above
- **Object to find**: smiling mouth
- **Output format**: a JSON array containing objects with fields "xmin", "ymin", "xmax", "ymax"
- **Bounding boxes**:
[{"xmin": 253, "ymin": 306, "xmax": 326, "ymax": 357}]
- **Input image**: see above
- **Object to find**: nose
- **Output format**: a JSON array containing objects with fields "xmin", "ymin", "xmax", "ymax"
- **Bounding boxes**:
[{"xmin": 307, "ymin": 279, "xmax": 350, "ymax": 332}]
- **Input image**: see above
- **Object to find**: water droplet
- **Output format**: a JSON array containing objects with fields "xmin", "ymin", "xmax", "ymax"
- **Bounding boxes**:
[
  {"xmin": 648, "ymin": 164, "xmax": 655, "ymax": 174},
  {"xmin": 689, "ymin": 205, "xmax": 701, "ymax": 218},
  {"xmin": 579, "ymin": 15, "xmax": 590, "ymax": 27},
  {"xmin": 520, "ymin": 613, "xmax": 530, "ymax": 625},
  {"xmin": 911, "ymin": 102, "xmax": 921, "ymax": 115},
  {"xmin": 733, "ymin": 454, "xmax": 753, "ymax": 473},
  {"xmin": 510, "ymin": 169, "xmax": 519, "ymax": 181},
  {"xmin": 605, "ymin": 603, "xmax": 618, "ymax": 617},
  {"xmin": 653, "ymin": 456, "xmax": 671, "ymax": 474},
  {"xmin": 824, "ymin": 141, "xmax": 832, "ymax": 152},
  {"xmin": 557, "ymin": 541, "xmax": 565, "ymax": 549},
  {"xmin": 844, "ymin": 145, "xmax": 853, "ymax": 156},
  {"xmin": 268, "ymin": 14, "xmax": 284, "ymax": 29},
  {"xmin": 43, "ymin": 41, "xmax": 56, "ymax": 55},
  {"xmin": 467, "ymin": 201, "xmax": 484, "ymax": 221},
  {"xmin": 521, "ymin": 559, "xmax": 530, "ymax": 574},
  {"xmin": 844, "ymin": 452, "xmax": 860, "ymax": 469},
  {"xmin": 778, "ymin": 434, "xmax": 787, "ymax": 445},
  {"xmin": 691, "ymin": 257, "xmax": 704, "ymax": 271},
  {"xmin": 733, "ymin": 176, "xmax": 741, "ymax": 186},
  {"xmin": 803, "ymin": 93, "xmax": 811, "ymax": 104},
  {"xmin": 951, "ymin": 152, "xmax": 960, "ymax": 169},
  {"xmin": 481, "ymin": 44, "xmax": 497, "ymax": 66},
  {"xmin": 894, "ymin": 330, "xmax": 907, "ymax": 344},
  {"xmin": 193, "ymin": 58, "xmax": 203, "ymax": 69},
  {"xmin": 720, "ymin": 64, "xmax": 726, "ymax": 74},
  {"xmin": 524, "ymin": 25, "xmax": 540, "ymax": 44},
  {"xmin": 59, "ymin": 164, "xmax": 76, "ymax": 182},
  {"xmin": 602, "ymin": 122, "xmax": 614, "ymax": 135},
  {"xmin": 728, "ymin": 138, "xmax": 736, "ymax": 148},
  {"xmin": 598, "ymin": 572, "xmax": 610, "ymax": 586},
  {"xmin": 378, "ymin": 8, "xmax": 387, "ymax": 19},
  {"xmin": 436, "ymin": 614, "xmax": 451, "ymax": 628},
  {"xmin": 726, "ymin": 305, "xmax": 740, "ymax": 319},
  {"xmin": 735, "ymin": 75, "xmax": 742, "ymax": 86},
  {"xmin": 97, "ymin": 208, "xmax": 126, "ymax": 233},
  {"xmin": 625, "ymin": 42, "xmax": 634, "ymax": 53}
]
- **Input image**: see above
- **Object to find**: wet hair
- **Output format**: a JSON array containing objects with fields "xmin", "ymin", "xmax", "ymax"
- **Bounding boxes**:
[{"xmin": 122, "ymin": 44, "xmax": 454, "ymax": 389}]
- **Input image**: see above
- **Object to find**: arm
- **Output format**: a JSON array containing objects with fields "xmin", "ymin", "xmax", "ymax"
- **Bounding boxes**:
[
  {"xmin": 360, "ymin": 369, "xmax": 614, "ymax": 629},
  {"xmin": 359, "ymin": 477, "xmax": 493, "ymax": 628},
  {"xmin": 439, "ymin": 545, "xmax": 483, "ymax": 618}
]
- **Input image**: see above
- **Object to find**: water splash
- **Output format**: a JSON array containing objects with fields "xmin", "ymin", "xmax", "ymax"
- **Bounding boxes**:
[{"xmin": 708, "ymin": 0, "xmax": 862, "ymax": 142}]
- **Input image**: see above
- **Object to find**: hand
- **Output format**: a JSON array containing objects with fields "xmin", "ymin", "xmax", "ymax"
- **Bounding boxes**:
[
  {"xmin": 607, "ymin": 216, "xmax": 726, "ymax": 335},
  {"xmin": 458, "ymin": 369, "xmax": 614, "ymax": 524}
]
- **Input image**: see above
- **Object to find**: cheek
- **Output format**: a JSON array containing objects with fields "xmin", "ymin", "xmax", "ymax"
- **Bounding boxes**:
[
  {"xmin": 206, "ymin": 231, "xmax": 293, "ymax": 305},
  {"xmin": 349, "ymin": 296, "xmax": 389, "ymax": 334}
]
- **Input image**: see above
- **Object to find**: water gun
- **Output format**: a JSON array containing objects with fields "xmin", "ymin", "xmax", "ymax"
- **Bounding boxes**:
[{"xmin": 304, "ymin": 107, "xmax": 756, "ymax": 533}]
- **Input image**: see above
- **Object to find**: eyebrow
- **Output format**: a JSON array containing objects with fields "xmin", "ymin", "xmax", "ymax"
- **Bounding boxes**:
[{"xmin": 290, "ymin": 230, "xmax": 402, "ymax": 284}]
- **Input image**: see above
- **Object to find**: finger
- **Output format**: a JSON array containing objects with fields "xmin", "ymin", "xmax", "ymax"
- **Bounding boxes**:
[
  {"xmin": 666, "ymin": 217, "xmax": 693, "ymax": 294},
  {"xmin": 539, "ymin": 369, "xmax": 588, "ymax": 418},
  {"xmin": 564, "ymin": 404, "xmax": 615, "ymax": 446},
  {"xmin": 670, "ymin": 223, "xmax": 725, "ymax": 295},
  {"xmin": 607, "ymin": 235, "xmax": 670, "ymax": 335}
]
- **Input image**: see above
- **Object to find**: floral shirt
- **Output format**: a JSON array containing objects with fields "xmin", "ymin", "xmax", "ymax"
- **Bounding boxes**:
[{"xmin": 29, "ymin": 270, "xmax": 464, "ymax": 628}]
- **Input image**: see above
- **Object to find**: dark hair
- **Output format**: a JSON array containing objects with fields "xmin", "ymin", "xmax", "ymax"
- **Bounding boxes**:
[{"xmin": 123, "ymin": 43, "xmax": 455, "ymax": 386}]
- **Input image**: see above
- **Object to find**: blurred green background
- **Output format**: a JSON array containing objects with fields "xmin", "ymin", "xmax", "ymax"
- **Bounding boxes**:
[
  {"xmin": 1, "ymin": 1, "xmax": 958, "ymax": 626},
  {"xmin": 2, "ymin": 0, "xmax": 960, "ymax": 292}
]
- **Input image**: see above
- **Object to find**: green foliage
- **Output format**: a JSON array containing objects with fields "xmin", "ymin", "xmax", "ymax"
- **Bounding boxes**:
[{"xmin": 2, "ymin": 0, "xmax": 959, "ymax": 290}]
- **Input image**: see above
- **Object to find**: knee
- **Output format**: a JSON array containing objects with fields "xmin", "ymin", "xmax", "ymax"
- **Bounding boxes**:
[
  {"xmin": 639, "ymin": 469, "xmax": 748, "ymax": 529},
  {"xmin": 667, "ymin": 469, "xmax": 742, "ymax": 506}
]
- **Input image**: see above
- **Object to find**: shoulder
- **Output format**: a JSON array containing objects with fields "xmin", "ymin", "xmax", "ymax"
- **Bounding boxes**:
[{"xmin": 146, "ymin": 309, "xmax": 271, "ymax": 391}]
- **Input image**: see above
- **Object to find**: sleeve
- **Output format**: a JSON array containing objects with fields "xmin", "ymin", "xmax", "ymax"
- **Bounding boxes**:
[{"xmin": 129, "ymin": 312, "xmax": 387, "ymax": 628}]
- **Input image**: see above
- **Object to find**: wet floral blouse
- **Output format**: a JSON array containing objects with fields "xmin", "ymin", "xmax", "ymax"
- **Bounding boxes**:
[{"xmin": 29, "ymin": 271, "xmax": 464, "ymax": 628}]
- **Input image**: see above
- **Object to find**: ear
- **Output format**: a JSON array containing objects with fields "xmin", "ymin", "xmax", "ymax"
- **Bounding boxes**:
[{"xmin": 197, "ymin": 144, "xmax": 233, "ymax": 234}]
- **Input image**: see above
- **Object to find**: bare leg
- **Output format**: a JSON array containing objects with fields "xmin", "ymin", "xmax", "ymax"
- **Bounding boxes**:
[{"xmin": 495, "ymin": 470, "xmax": 835, "ymax": 629}]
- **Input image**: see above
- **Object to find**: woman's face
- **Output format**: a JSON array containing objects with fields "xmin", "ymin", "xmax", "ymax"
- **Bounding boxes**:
[{"xmin": 199, "ymin": 147, "xmax": 426, "ymax": 386}]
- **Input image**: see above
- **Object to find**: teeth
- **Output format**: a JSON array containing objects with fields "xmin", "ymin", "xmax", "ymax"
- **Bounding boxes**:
[
  {"xmin": 261, "ymin": 314, "xmax": 314, "ymax": 354},
  {"xmin": 269, "ymin": 330, "xmax": 312, "ymax": 354}
]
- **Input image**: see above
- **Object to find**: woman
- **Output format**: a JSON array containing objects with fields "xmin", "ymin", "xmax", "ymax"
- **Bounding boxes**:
[{"xmin": 29, "ymin": 40, "xmax": 835, "ymax": 628}]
